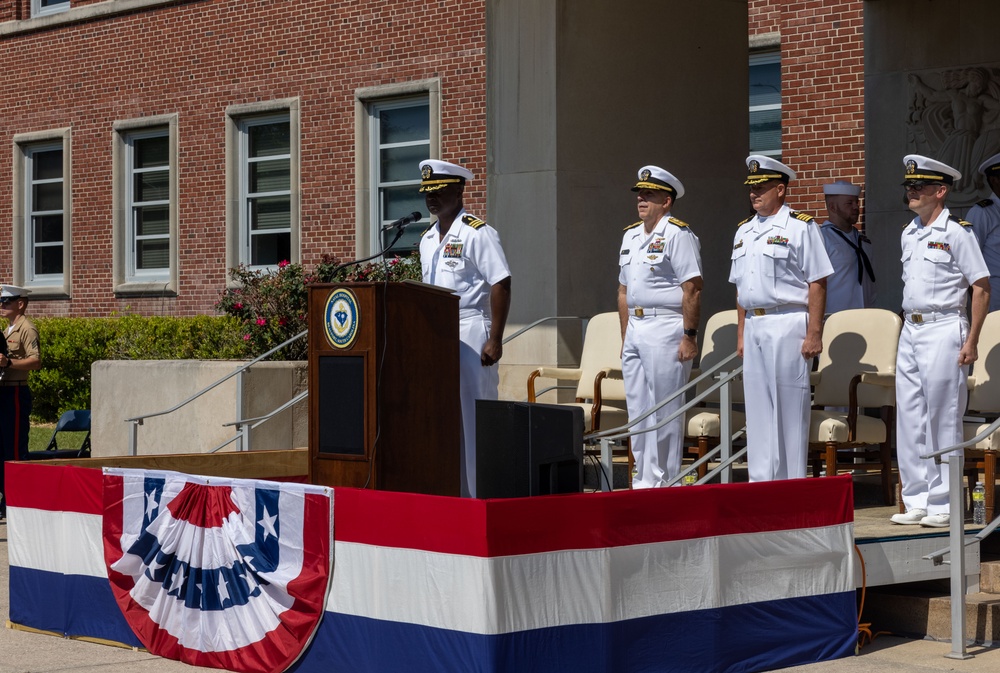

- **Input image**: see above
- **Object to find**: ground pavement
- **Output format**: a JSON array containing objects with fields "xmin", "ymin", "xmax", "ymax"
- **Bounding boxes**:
[{"xmin": 1, "ymin": 518, "xmax": 999, "ymax": 673}]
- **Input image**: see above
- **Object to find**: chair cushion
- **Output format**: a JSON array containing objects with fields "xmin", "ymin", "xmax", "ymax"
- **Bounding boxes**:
[
  {"xmin": 964, "ymin": 422, "xmax": 1000, "ymax": 451},
  {"xmin": 686, "ymin": 411, "xmax": 747, "ymax": 437},
  {"xmin": 809, "ymin": 410, "xmax": 886, "ymax": 444},
  {"xmin": 561, "ymin": 402, "xmax": 629, "ymax": 433}
]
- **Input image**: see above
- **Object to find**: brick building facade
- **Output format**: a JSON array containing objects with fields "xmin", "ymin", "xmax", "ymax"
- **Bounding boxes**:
[{"xmin": 0, "ymin": 0, "xmax": 487, "ymax": 318}]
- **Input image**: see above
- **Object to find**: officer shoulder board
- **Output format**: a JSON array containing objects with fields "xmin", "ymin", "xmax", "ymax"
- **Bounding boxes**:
[
  {"xmin": 420, "ymin": 224, "xmax": 433, "ymax": 237},
  {"xmin": 623, "ymin": 220, "xmax": 642, "ymax": 231},
  {"xmin": 790, "ymin": 211, "xmax": 816, "ymax": 224},
  {"xmin": 462, "ymin": 214, "xmax": 487, "ymax": 230},
  {"xmin": 737, "ymin": 215, "xmax": 753, "ymax": 226},
  {"xmin": 668, "ymin": 216, "xmax": 691, "ymax": 229},
  {"xmin": 948, "ymin": 214, "xmax": 973, "ymax": 228},
  {"xmin": 978, "ymin": 198, "xmax": 995, "ymax": 208}
]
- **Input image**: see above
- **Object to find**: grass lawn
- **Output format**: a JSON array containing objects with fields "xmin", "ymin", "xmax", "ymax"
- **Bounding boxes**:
[{"xmin": 28, "ymin": 423, "xmax": 89, "ymax": 454}]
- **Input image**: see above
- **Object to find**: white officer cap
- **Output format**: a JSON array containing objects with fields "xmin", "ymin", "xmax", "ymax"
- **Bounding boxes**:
[
  {"xmin": 902, "ymin": 154, "xmax": 961, "ymax": 186},
  {"xmin": 978, "ymin": 151, "xmax": 1000, "ymax": 178},
  {"xmin": 745, "ymin": 154, "xmax": 796, "ymax": 185},
  {"xmin": 0, "ymin": 284, "xmax": 29, "ymax": 300},
  {"xmin": 631, "ymin": 165, "xmax": 685, "ymax": 199},
  {"xmin": 823, "ymin": 180, "xmax": 861, "ymax": 197},
  {"xmin": 419, "ymin": 159, "xmax": 474, "ymax": 193}
]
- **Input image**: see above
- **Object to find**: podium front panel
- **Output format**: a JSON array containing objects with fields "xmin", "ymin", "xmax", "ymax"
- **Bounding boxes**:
[{"xmin": 317, "ymin": 355, "xmax": 365, "ymax": 456}]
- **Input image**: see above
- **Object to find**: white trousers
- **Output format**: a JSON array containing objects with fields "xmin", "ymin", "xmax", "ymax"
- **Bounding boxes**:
[
  {"xmin": 622, "ymin": 312, "xmax": 692, "ymax": 488},
  {"xmin": 895, "ymin": 317, "xmax": 968, "ymax": 515},
  {"xmin": 742, "ymin": 311, "xmax": 812, "ymax": 481},
  {"xmin": 459, "ymin": 315, "xmax": 498, "ymax": 498}
]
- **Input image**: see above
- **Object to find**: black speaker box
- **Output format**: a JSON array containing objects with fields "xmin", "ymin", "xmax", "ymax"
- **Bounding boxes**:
[{"xmin": 475, "ymin": 400, "xmax": 584, "ymax": 498}]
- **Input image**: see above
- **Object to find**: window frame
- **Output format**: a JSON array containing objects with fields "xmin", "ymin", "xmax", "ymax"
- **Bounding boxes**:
[
  {"xmin": 225, "ymin": 99, "xmax": 300, "ymax": 274},
  {"xmin": 12, "ymin": 128, "xmax": 72, "ymax": 299},
  {"xmin": 355, "ymin": 80, "xmax": 441, "ymax": 257},
  {"xmin": 31, "ymin": 0, "xmax": 70, "ymax": 19},
  {"xmin": 112, "ymin": 114, "xmax": 178, "ymax": 295},
  {"xmin": 749, "ymin": 50, "xmax": 782, "ymax": 159}
]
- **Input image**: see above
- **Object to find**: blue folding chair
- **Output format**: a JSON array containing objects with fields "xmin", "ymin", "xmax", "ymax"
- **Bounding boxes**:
[{"xmin": 28, "ymin": 409, "xmax": 91, "ymax": 460}]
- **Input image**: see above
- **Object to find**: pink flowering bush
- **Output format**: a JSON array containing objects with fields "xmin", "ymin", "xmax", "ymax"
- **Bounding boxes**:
[{"xmin": 216, "ymin": 253, "xmax": 421, "ymax": 360}]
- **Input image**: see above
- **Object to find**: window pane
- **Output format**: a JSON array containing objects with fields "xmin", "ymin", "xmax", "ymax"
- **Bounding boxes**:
[
  {"xmin": 135, "ymin": 136, "xmax": 169, "ymax": 168},
  {"xmin": 379, "ymin": 105, "xmax": 430, "ymax": 144},
  {"xmin": 380, "ymin": 145, "xmax": 429, "ymax": 182},
  {"xmin": 250, "ymin": 196, "xmax": 291, "ymax": 231},
  {"xmin": 382, "ymin": 186, "xmax": 426, "ymax": 222},
  {"xmin": 250, "ymin": 158, "xmax": 290, "ymax": 192},
  {"xmin": 249, "ymin": 122, "xmax": 289, "ymax": 158},
  {"xmin": 750, "ymin": 108, "xmax": 782, "ymax": 155},
  {"xmin": 135, "ymin": 205, "xmax": 169, "ymax": 237},
  {"xmin": 750, "ymin": 61, "xmax": 781, "ymax": 107},
  {"xmin": 251, "ymin": 232, "xmax": 291, "ymax": 267},
  {"xmin": 32, "ymin": 149, "xmax": 62, "ymax": 180},
  {"xmin": 33, "ymin": 182, "xmax": 62, "ymax": 211},
  {"xmin": 34, "ymin": 214, "xmax": 63, "ymax": 243},
  {"xmin": 381, "ymin": 226, "xmax": 424, "ymax": 252},
  {"xmin": 35, "ymin": 245, "xmax": 63, "ymax": 275},
  {"xmin": 135, "ymin": 170, "xmax": 169, "ymax": 202},
  {"xmin": 137, "ymin": 240, "xmax": 169, "ymax": 270}
]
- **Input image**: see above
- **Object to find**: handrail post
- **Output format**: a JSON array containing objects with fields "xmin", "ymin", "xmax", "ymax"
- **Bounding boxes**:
[
  {"xmin": 600, "ymin": 438, "xmax": 613, "ymax": 492},
  {"xmin": 128, "ymin": 420, "xmax": 139, "ymax": 457},
  {"xmin": 946, "ymin": 452, "xmax": 973, "ymax": 660},
  {"xmin": 719, "ymin": 371, "xmax": 732, "ymax": 484},
  {"xmin": 236, "ymin": 368, "xmax": 246, "ymax": 452}
]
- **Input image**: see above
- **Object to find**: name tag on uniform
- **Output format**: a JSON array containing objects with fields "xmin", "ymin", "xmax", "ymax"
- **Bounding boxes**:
[
  {"xmin": 927, "ymin": 241, "xmax": 950, "ymax": 251},
  {"xmin": 647, "ymin": 239, "xmax": 665, "ymax": 254},
  {"xmin": 733, "ymin": 240, "xmax": 743, "ymax": 250},
  {"xmin": 443, "ymin": 242, "xmax": 464, "ymax": 258},
  {"xmin": 620, "ymin": 249, "xmax": 629, "ymax": 255},
  {"xmin": 767, "ymin": 236, "xmax": 789, "ymax": 246}
]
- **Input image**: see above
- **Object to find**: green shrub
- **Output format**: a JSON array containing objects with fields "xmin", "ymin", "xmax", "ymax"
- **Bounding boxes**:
[{"xmin": 14, "ymin": 315, "xmax": 247, "ymax": 423}]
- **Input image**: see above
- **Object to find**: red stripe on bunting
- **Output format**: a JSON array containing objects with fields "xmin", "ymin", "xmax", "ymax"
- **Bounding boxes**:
[
  {"xmin": 6, "ymin": 463, "xmax": 103, "ymax": 514},
  {"xmin": 334, "ymin": 476, "xmax": 854, "ymax": 557}
]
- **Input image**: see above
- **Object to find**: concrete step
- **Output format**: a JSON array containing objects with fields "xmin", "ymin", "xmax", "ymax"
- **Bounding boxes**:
[
  {"xmin": 863, "ymin": 582, "xmax": 1000, "ymax": 645},
  {"xmin": 982, "ymin": 559, "xmax": 1000, "ymax": 594}
]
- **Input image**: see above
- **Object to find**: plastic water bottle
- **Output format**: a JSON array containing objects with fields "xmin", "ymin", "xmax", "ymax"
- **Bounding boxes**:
[
  {"xmin": 682, "ymin": 473, "xmax": 697, "ymax": 486},
  {"xmin": 973, "ymin": 482, "xmax": 986, "ymax": 525}
]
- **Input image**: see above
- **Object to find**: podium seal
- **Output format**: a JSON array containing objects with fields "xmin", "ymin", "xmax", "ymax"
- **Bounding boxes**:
[{"xmin": 324, "ymin": 288, "xmax": 359, "ymax": 349}]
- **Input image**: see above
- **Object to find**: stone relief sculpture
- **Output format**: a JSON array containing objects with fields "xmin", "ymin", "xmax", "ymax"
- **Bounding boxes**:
[{"xmin": 907, "ymin": 67, "xmax": 1000, "ymax": 205}]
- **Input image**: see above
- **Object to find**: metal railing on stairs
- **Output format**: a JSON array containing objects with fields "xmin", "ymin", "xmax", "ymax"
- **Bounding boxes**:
[
  {"xmin": 586, "ymin": 352, "xmax": 746, "ymax": 490},
  {"xmin": 919, "ymin": 416, "xmax": 1000, "ymax": 661},
  {"xmin": 125, "ymin": 330, "xmax": 308, "ymax": 456}
]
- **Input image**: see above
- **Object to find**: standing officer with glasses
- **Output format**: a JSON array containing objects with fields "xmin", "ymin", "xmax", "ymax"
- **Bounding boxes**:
[
  {"xmin": 891, "ymin": 155, "xmax": 990, "ymax": 528},
  {"xmin": 0, "ymin": 285, "xmax": 41, "ymax": 520}
]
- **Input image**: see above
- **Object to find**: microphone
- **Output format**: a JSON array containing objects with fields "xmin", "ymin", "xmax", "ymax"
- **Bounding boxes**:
[{"xmin": 382, "ymin": 211, "xmax": 423, "ymax": 232}]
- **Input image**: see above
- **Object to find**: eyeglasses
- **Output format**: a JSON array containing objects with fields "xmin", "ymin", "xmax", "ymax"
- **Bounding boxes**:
[
  {"xmin": 0, "ymin": 298, "xmax": 17, "ymax": 305},
  {"xmin": 903, "ymin": 181, "xmax": 938, "ymax": 191}
]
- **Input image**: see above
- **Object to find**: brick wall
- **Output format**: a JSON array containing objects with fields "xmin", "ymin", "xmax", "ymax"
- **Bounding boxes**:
[
  {"xmin": 0, "ymin": 0, "xmax": 487, "ymax": 317},
  {"xmin": 750, "ymin": 0, "xmax": 866, "ymax": 223}
]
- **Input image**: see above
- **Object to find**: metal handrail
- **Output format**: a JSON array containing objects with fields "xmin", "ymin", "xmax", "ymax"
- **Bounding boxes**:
[
  {"xmin": 125, "ymin": 330, "xmax": 308, "ymax": 455},
  {"xmin": 587, "ymin": 352, "xmax": 745, "ymax": 490},
  {"xmin": 502, "ymin": 315, "xmax": 587, "ymax": 345},
  {"xmin": 917, "ymin": 412, "xmax": 1000, "ymax": 660}
]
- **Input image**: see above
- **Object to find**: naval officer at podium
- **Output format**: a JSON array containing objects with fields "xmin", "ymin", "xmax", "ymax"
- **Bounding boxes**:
[{"xmin": 418, "ymin": 159, "xmax": 512, "ymax": 497}]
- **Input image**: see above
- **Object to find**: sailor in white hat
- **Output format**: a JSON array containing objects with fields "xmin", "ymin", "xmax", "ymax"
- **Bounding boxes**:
[
  {"xmin": 964, "ymin": 151, "xmax": 1000, "ymax": 312},
  {"xmin": 417, "ymin": 160, "xmax": 511, "ymax": 498},
  {"xmin": 819, "ymin": 180, "xmax": 876, "ymax": 313},
  {"xmin": 729, "ymin": 155, "xmax": 833, "ymax": 483},
  {"xmin": 618, "ymin": 165, "xmax": 702, "ymax": 487},
  {"xmin": 0, "ymin": 284, "xmax": 40, "ymax": 520},
  {"xmin": 892, "ymin": 155, "xmax": 990, "ymax": 528}
]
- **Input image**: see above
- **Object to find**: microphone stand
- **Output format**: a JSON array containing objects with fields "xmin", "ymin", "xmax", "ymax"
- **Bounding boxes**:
[{"xmin": 327, "ymin": 224, "xmax": 409, "ymax": 278}]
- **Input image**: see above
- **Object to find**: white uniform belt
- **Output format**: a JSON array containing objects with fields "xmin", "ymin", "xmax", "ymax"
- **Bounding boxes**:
[
  {"xmin": 628, "ymin": 307, "xmax": 680, "ymax": 318},
  {"xmin": 904, "ymin": 308, "xmax": 962, "ymax": 324},
  {"xmin": 746, "ymin": 304, "xmax": 807, "ymax": 317},
  {"xmin": 459, "ymin": 308, "xmax": 487, "ymax": 320}
]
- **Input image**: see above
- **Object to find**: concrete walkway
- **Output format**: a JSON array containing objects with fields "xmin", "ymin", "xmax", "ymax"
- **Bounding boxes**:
[{"xmin": 1, "ymin": 517, "xmax": 999, "ymax": 673}]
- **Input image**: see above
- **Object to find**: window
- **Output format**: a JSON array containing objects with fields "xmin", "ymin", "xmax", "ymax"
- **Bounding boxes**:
[
  {"xmin": 369, "ymin": 99, "xmax": 431, "ymax": 253},
  {"xmin": 113, "ymin": 116, "xmax": 177, "ymax": 295},
  {"xmin": 32, "ymin": 0, "xmax": 70, "ymax": 18},
  {"xmin": 226, "ymin": 102, "xmax": 298, "ymax": 272},
  {"xmin": 356, "ymin": 80, "xmax": 440, "ymax": 256},
  {"xmin": 750, "ymin": 51, "xmax": 782, "ymax": 158},
  {"xmin": 13, "ymin": 129, "xmax": 71, "ymax": 297}
]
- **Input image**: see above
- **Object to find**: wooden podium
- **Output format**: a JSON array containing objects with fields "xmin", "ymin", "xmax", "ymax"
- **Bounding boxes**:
[{"xmin": 308, "ymin": 281, "xmax": 461, "ymax": 495}]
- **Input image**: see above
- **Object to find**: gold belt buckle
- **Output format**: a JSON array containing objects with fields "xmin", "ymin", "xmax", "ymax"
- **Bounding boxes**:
[
  {"xmin": 634, "ymin": 307, "xmax": 644, "ymax": 317},
  {"xmin": 911, "ymin": 313, "xmax": 923, "ymax": 324},
  {"xmin": 753, "ymin": 308, "xmax": 766, "ymax": 317}
]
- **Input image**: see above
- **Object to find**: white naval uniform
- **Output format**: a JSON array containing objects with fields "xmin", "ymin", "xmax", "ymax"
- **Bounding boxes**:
[
  {"xmin": 820, "ymin": 221, "xmax": 876, "ymax": 314},
  {"xmin": 619, "ymin": 215, "xmax": 702, "ymax": 488},
  {"xmin": 965, "ymin": 197, "xmax": 1000, "ymax": 312},
  {"xmin": 896, "ymin": 208, "xmax": 988, "ymax": 516},
  {"xmin": 420, "ymin": 209, "xmax": 511, "ymax": 498},
  {"xmin": 729, "ymin": 205, "xmax": 834, "ymax": 482}
]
